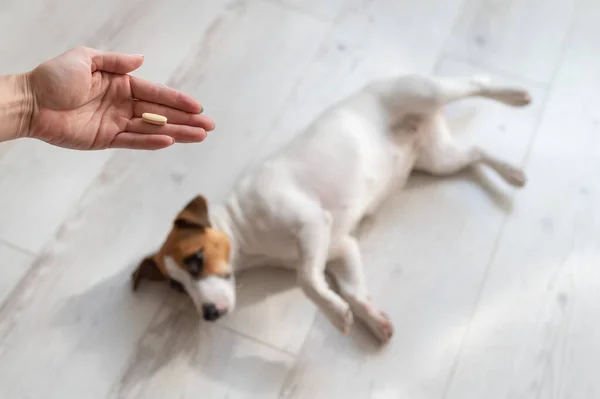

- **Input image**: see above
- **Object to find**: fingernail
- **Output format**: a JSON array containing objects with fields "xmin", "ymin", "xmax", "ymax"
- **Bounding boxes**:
[
  {"xmin": 133, "ymin": 54, "xmax": 144, "ymax": 58},
  {"xmin": 200, "ymin": 106, "xmax": 204, "ymax": 114}
]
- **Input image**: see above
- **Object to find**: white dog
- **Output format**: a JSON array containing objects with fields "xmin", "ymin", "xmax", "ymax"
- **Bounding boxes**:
[{"xmin": 132, "ymin": 74, "xmax": 530, "ymax": 344}]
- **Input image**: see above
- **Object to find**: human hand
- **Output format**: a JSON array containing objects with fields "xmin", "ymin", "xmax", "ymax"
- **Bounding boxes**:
[{"xmin": 22, "ymin": 46, "xmax": 214, "ymax": 150}]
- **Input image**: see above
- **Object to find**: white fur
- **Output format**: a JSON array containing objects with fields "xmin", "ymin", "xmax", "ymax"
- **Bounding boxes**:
[{"xmin": 199, "ymin": 75, "xmax": 530, "ymax": 343}]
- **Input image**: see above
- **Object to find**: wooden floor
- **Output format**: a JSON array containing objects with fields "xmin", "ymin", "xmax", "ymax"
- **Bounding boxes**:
[{"xmin": 0, "ymin": 0, "xmax": 598, "ymax": 398}]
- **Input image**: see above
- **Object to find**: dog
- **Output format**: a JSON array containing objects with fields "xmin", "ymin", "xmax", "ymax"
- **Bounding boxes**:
[{"xmin": 132, "ymin": 74, "xmax": 530, "ymax": 344}]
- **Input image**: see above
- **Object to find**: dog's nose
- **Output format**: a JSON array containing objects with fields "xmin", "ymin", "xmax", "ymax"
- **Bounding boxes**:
[{"xmin": 202, "ymin": 303, "xmax": 221, "ymax": 321}]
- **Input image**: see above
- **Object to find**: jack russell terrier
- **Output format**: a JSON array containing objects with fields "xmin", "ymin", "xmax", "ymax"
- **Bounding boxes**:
[{"xmin": 132, "ymin": 74, "xmax": 530, "ymax": 344}]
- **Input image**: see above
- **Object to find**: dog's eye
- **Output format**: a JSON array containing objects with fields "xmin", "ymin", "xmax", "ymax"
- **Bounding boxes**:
[
  {"xmin": 223, "ymin": 273, "xmax": 232, "ymax": 280},
  {"xmin": 184, "ymin": 251, "xmax": 204, "ymax": 278}
]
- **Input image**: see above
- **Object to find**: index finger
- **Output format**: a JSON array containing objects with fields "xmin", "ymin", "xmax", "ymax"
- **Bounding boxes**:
[{"xmin": 130, "ymin": 76, "xmax": 203, "ymax": 114}]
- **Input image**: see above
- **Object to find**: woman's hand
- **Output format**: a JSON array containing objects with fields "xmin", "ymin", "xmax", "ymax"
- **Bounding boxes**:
[{"xmin": 12, "ymin": 46, "xmax": 215, "ymax": 150}]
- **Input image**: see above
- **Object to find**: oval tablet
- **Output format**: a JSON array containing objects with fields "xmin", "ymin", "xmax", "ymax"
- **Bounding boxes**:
[{"xmin": 142, "ymin": 113, "xmax": 168, "ymax": 126}]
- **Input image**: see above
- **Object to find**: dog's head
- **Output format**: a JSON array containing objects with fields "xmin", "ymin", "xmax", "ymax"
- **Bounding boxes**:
[{"xmin": 132, "ymin": 195, "xmax": 235, "ymax": 321}]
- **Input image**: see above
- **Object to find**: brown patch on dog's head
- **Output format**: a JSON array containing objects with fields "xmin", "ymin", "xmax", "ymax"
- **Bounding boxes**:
[
  {"xmin": 164, "ymin": 227, "xmax": 231, "ymax": 279},
  {"xmin": 131, "ymin": 195, "xmax": 232, "ymax": 291}
]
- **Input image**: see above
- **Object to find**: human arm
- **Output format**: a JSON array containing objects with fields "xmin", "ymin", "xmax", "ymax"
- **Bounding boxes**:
[{"xmin": 0, "ymin": 73, "xmax": 33, "ymax": 143}]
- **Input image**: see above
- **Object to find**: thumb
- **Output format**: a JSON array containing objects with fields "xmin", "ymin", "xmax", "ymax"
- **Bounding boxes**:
[{"xmin": 90, "ymin": 50, "xmax": 145, "ymax": 74}]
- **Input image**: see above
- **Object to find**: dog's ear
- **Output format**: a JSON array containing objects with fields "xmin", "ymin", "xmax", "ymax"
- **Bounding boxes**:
[
  {"xmin": 132, "ymin": 255, "xmax": 165, "ymax": 291},
  {"xmin": 169, "ymin": 279, "xmax": 186, "ymax": 294},
  {"xmin": 174, "ymin": 195, "xmax": 211, "ymax": 229}
]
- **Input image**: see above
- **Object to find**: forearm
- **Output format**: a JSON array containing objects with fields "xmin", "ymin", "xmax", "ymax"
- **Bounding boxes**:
[{"xmin": 0, "ymin": 74, "xmax": 34, "ymax": 142}]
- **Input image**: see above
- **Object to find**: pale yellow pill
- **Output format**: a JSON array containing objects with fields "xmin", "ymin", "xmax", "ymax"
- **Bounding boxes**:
[{"xmin": 141, "ymin": 112, "xmax": 168, "ymax": 126}]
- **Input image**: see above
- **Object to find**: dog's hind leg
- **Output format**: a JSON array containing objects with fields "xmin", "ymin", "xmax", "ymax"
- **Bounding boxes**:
[
  {"xmin": 327, "ymin": 235, "xmax": 393, "ymax": 344},
  {"xmin": 415, "ymin": 114, "xmax": 527, "ymax": 187},
  {"xmin": 431, "ymin": 76, "xmax": 532, "ymax": 107},
  {"xmin": 375, "ymin": 75, "xmax": 531, "ymax": 115}
]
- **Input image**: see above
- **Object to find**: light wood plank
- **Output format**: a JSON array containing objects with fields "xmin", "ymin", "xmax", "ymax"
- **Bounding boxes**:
[
  {"xmin": 444, "ymin": 1, "xmax": 600, "ymax": 397},
  {"xmin": 0, "ymin": 243, "xmax": 32, "ymax": 306},
  {"xmin": 443, "ymin": 0, "xmax": 576, "ymax": 85},
  {"xmin": 110, "ymin": 298, "xmax": 294, "ymax": 399},
  {"xmin": 222, "ymin": 268, "xmax": 316, "ymax": 355},
  {"xmin": 0, "ymin": 0, "xmax": 142, "ymax": 73},
  {"xmin": 0, "ymin": 142, "xmax": 14, "ymax": 161},
  {"xmin": 0, "ymin": 2, "xmax": 330, "ymax": 398},
  {"xmin": 90, "ymin": 0, "xmax": 230, "ymax": 85},
  {"xmin": 273, "ymin": 0, "xmax": 346, "ymax": 20},
  {"xmin": 279, "ymin": 59, "xmax": 545, "ymax": 399},
  {"xmin": 0, "ymin": 142, "xmax": 111, "ymax": 253}
]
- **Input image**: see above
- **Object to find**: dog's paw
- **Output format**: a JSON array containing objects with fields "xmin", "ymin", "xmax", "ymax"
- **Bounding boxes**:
[
  {"xmin": 325, "ymin": 304, "xmax": 354, "ymax": 335},
  {"xmin": 495, "ymin": 89, "xmax": 531, "ymax": 107},
  {"xmin": 369, "ymin": 309, "xmax": 394, "ymax": 344},
  {"xmin": 361, "ymin": 303, "xmax": 394, "ymax": 344},
  {"xmin": 342, "ymin": 308, "xmax": 354, "ymax": 335},
  {"xmin": 508, "ymin": 169, "xmax": 527, "ymax": 188},
  {"xmin": 499, "ymin": 166, "xmax": 527, "ymax": 188}
]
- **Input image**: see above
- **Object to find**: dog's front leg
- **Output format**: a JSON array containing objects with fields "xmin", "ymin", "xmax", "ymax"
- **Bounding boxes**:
[
  {"xmin": 328, "ymin": 236, "xmax": 394, "ymax": 344},
  {"xmin": 296, "ymin": 212, "xmax": 353, "ymax": 335}
]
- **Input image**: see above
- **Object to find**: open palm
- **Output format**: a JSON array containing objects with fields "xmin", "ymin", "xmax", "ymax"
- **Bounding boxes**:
[{"xmin": 28, "ymin": 47, "xmax": 214, "ymax": 150}]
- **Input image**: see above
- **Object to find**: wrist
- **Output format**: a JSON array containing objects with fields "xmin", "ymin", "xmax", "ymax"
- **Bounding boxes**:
[{"xmin": 0, "ymin": 73, "xmax": 35, "ymax": 142}]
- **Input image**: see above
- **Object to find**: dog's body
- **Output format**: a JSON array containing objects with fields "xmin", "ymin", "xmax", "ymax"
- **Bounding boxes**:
[{"xmin": 133, "ymin": 74, "xmax": 531, "ymax": 343}]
